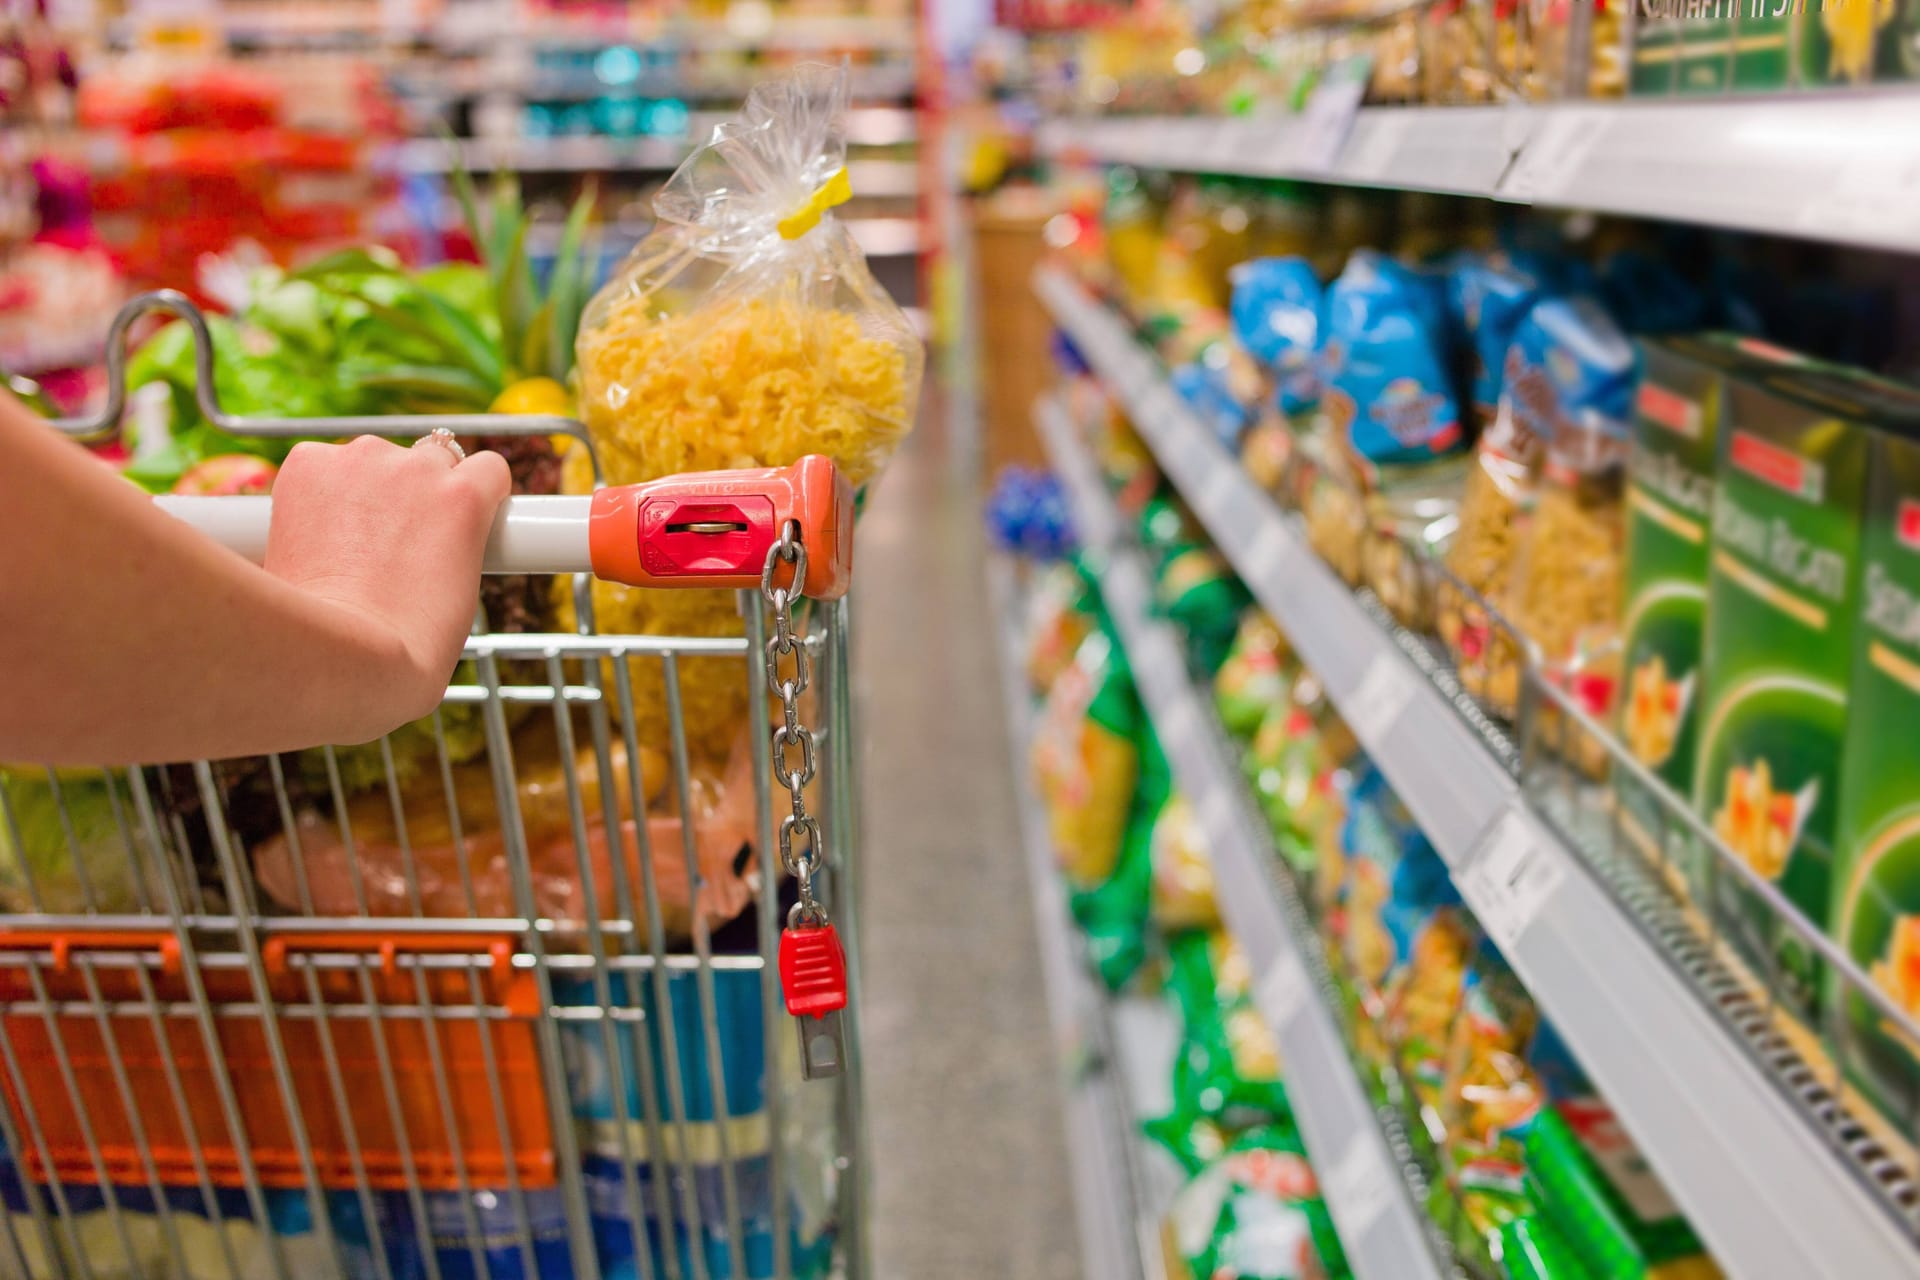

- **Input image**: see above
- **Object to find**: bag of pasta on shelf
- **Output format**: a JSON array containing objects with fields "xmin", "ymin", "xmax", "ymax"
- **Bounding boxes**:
[
  {"xmin": 1505, "ymin": 299, "xmax": 1638, "ymax": 776},
  {"xmin": 568, "ymin": 65, "xmax": 922, "ymax": 767}
]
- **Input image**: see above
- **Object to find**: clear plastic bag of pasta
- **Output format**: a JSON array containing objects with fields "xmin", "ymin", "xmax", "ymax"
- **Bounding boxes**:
[{"xmin": 568, "ymin": 64, "xmax": 922, "ymax": 761}]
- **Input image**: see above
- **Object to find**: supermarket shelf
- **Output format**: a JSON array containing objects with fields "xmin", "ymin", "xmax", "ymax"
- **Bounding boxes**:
[
  {"xmin": 1035, "ymin": 265, "xmax": 1920, "ymax": 1279},
  {"xmin": 988, "ymin": 554, "xmax": 1181, "ymax": 1280},
  {"xmin": 1034, "ymin": 395, "xmax": 1452, "ymax": 1280},
  {"xmin": 1036, "ymin": 90, "xmax": 1920, "ymax": 254}
]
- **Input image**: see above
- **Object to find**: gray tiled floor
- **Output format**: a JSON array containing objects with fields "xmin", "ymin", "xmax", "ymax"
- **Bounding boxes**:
[{"xmin": 851, "ymin": 417, "xmax": 1082, "ymax": 1279}]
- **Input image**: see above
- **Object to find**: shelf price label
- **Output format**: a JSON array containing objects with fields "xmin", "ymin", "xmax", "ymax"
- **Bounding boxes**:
[
  {"xmin": 1292, "ymin": 56, "xmax": 1373, "ymax": 174},
  {"xmin": 1461, "ymin": 808, "xmax": 1566, "ymax": 951},
  {"xmin": 1325, "ymin": 1136, "xmax": 1394, "ymax": 1246},
  {"xmin": 1797, "ymin": 105, "xmax": 1920, "ymax": 243},
  {"xmin": 1498, "ymin": 108, "xmax": 1609, "ymax": 204},
  {"xmin": 1340, "ymin": 113, "xmax": 1411, "ymax": 183},
  {"xmin": 1343, "ymin": 652, "xmax": 1416, "ymax": 748}
]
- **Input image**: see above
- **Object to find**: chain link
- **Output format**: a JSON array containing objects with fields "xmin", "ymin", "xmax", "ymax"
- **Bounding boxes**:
[{"xmin": 763, "ymin": 520, "xmax": 827, "ymax": 929}]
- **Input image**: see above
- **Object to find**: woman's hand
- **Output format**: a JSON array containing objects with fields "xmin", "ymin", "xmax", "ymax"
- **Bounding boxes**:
[
  {"xmin": 266, "ymin": 435, "xmax": 511, "ymax": 726},
  {"xmin": 0, "ymin": 393, "xmax": 514, "ymax": 764}
]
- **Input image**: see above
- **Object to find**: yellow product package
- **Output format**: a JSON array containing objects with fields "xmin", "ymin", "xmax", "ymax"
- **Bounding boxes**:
[{"xmin": 568, "ymin": 65, "xmax": 922, "ymax": 759}]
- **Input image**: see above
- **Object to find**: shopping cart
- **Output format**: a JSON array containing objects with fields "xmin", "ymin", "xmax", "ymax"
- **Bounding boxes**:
[{"xmin": 0, "ymin": 291, "xmax": 869, "ymax": 1280}]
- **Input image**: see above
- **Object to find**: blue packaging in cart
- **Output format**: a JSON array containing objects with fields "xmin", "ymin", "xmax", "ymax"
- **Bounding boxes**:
[
  {"xmin": 555, "ymin": 968, "xmax": 836, "ymax": 1279},
  {"xmin": 379, "ymin": 1185, "xmax": 572, "ymax": 1280}
]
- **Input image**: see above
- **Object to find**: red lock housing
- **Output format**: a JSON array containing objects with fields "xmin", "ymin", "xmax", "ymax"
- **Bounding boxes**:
[{"xmin": 778, "ymin": 923, "xmax": 849, "ymax": 1019}]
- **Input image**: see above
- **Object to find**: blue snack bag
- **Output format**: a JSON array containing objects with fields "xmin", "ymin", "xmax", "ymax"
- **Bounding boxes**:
[
  {"xmin": 1498, "ymin": 296, "xmax": 1638, "ymax": 465},
  {"xmin": 1228, "ymin": 256, "xmax": 1323, "ymax": 415},
  {"xmin": 1171, "ymin": 360, "xmax": 1254, "ymax": 451},
  {"xmin": 1318, "ymin": 251, "xmax": 1466, "ymax": 472},
  {"xmin": 1448, "ymin": 255, "xmax": 1542, "ymax": 427}
]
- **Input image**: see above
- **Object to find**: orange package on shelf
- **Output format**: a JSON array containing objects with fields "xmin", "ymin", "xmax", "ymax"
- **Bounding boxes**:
[{"xmin": 0, "ymin": 930, "xmax": 555, "ymax": 1192}]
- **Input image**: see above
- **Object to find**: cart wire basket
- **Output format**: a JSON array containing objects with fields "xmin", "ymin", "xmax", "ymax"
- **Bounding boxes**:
[{"xmin": 0, "ymin": 292, "xmax": 869, "ymax": 1280}]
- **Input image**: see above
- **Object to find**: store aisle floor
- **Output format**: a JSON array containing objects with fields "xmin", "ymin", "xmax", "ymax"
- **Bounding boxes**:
[{"xmin": 853, "ymin": 411, "xmax": 1083, "ymax": 1280}]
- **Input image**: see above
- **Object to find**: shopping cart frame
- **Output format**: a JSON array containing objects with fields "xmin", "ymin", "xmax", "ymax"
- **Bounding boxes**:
[{"xmin": 0, "ymin": 291, "xmax": 870, "ymax": 1280}]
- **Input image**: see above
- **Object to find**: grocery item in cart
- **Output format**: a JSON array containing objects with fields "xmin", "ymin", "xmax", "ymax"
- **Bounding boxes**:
[
  {"xmin": 0, "ymin": 766, "xmax": 164, "ymax": 913},
  {"xmin": 1617, "ymin": 339, "xmax": 1723, "ymax": 861},
  {"xmin": 571, "ymin": 64, "xmax": 920, "ymax": 760},
  {"xmin": 1832, "ymin": 416, "xmax": 1920, "ymax": 1135},
  {"xmin": 556, "ymin": 968, "xmax": 837, "ymax": 1279},
  {"xmin": 1163, "ymin": 1126, "xmax": 1348, "ymax": 1280},
  {"xmin": 251, "ymin": 713, "xmax": 759, "ymax": 934}
]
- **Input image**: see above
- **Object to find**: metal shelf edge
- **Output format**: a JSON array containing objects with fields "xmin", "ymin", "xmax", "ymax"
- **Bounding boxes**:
[
  {"xmin": 1035, "ymin": 266, "xmax": 1920, "ymax": 1279},
  {"xmin": 1036, "ymin": 92, "xmax": 1920, "ymax": 255}
]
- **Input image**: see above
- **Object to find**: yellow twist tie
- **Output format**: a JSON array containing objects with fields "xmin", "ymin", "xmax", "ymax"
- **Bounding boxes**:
[{"xmin": 777, "ymin": 167, "xmax": 853, "ymax": 241}]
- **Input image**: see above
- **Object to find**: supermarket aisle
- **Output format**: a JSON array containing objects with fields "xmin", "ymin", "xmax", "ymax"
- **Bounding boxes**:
[{"xmin": 854, "ymin": 409, "xmax": 1083, "ymax": 1279}]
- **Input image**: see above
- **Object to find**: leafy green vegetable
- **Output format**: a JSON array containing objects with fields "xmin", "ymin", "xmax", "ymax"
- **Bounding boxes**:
[{"xmin": 0, "ymin": 768, "xmax": 159, "ymax": 913}]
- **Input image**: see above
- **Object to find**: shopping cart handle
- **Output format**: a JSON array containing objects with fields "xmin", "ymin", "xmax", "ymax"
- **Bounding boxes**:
[{"xmin": 153, "ymin": 455, "xmax": 855, "ymax": 598}]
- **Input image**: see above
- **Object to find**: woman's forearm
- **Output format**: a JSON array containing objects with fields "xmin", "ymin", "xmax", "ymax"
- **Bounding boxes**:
[{"xmin": 0, "ymin": 402, "xmax": 501, "ymax": 766}]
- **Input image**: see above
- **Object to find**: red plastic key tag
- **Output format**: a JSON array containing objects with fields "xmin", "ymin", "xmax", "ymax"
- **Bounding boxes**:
[{"xmin": 779, "ymin": 920, "xmax": 847, "ymax": 1080}]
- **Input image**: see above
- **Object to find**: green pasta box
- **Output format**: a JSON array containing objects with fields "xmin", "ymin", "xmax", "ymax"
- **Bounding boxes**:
[
  {"xmin": 1832, "ymin": 423, "xmax": 1920, "ymax": 1131},
  {"xmin": 1695, "ymin": 341, "xmax": 1871, "ymax": 1021},
  {"xmin": 1617, "ymin": 339, "xmax": 1724, "ymax": 869},
  {"xmin": 1524, "ymin": 1100, "xmax": 1711, "ymax": 1278},
  {"xmin": 1629, "ymin": 1, "xmax": 1799, "ymax": 94}
]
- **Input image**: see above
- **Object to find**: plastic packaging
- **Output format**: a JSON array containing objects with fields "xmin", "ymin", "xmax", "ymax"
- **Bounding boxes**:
[
  {"xmin": 1149, "ymin": 795, "xmax": 1219, "ymax": 933},
  {"xmin": 1318, "ymin": 252, "xmax": 1466, "ymax": 474},
  {"xmin": 0, "ymin": 766, "xmax": 162, "ymax": 914},
  {"xmin": 1032, "ymin": 630, "xmax": 1140, "ymax": 890},
  {"xmin": 1214, "ymin": 611, "xmax": 1294, "ymax": 738},
  {"xmin": 1229, "ymin": 256, "xmax": 1323, "ymax": 417},
  {"xmin": 1164, "ymin": 1126, "xmax": 1348, "ymax": 1280},
  {"xmin": 569, "ymin": 65, "xmax": 921, "ymax": 760}
]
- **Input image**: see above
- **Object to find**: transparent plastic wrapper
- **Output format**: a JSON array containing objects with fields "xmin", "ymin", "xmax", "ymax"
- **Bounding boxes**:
[{"xmin": 568, "ymin": 64, "xmax": 921, "ymax": 761}]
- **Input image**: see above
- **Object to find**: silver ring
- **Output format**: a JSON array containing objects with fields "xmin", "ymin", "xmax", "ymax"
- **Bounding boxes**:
[{"xmin": 416, "ymin": 427, "xmax": 465, "ymax": 463}]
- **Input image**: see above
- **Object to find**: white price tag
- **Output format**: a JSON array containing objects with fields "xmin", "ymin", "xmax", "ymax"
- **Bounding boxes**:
[
  {"xmin": 1325, "ymin": 1137, "xmax": 1393, "ymax": 1245},
  {"xmin": 1340, "ymin": 113, "xmax": 1411, "ymax": 183},
  {"xmin": 1498, "ymin": 108, "xmax": 1609, "ymax": 203},
  {"xmin": 1462, "ymin": 809, "xmax": 1567, "ymax": 951},
  {"xmin": 1342, "ymin": 653, "xmax": 1416, "ymax": 747},
  {"xmin": 1292, "ymin": 57, "xmax": 1372, "ymax": 173},
  {"xmin": 1249, "ymin": 522, "xmax": 1294, "ymax": 582},
  {"xmin": 1256, "ymin": 949, "xmax": 1311, "ymax": 1033}
]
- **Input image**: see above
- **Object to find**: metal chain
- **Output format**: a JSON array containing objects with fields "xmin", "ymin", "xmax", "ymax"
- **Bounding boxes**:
[{"xmin": 762, "ymin": 520, "xmax": 826, "ymax": 929}]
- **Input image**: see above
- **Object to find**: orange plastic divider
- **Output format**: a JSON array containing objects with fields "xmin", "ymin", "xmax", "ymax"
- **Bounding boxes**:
[{"xmin": 0, "ymin": 929, "xmax": 555, "ymax": 1191}]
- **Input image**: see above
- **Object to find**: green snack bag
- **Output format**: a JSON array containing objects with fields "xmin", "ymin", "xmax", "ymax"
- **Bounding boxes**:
[
  {"xmin": 1215, "ymin": 611, "xmax": 1293, "ymax": 739},
  {"xmin": 1525, "ymin": 1101, "xmax": 1708, "ymax": 1277},
  {"xmin": 1617, "ymin": 339, "xmax": 1723, "ymax": 871},
  {"xmin": 1695, "ymin": 342, "xmax": 1871, "ymax": 1020},
  {"xmin": 1833, "ymin": 421, "xmax": 1920, "ymax": 1131},
  {"xmin": 1073, "ymin": 722, "xmax": 1171, "ymax": 991},
  {"xmin": 1498, "ymin": 1216, "xmax": 1596, "ymax": 1280},
  {"xmin": 1160, "ymin": 933, "xmax": 1293, "ymax": 1145},
  {"xmin": 1159, "ymin": 546, "xmax": 1251, "ymax": 675},
  {"xmin": 1034, "ymin": 629, "xmax": 1141, "ymax": 891},
  {"xmin": 1166, "ymin": 1127, "xmax": 1348, "ymax": 1280},
  {"xmin": 1140, "ymin": 494, "xmax": 1199, "ymax": 565}
]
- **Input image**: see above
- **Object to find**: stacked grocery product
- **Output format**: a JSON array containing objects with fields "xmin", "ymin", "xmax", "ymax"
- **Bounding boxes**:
[
  {"xmin": 0, "ymin": 67, "xmax": 914, "ymax": 1280},
  {"xmin": 1036, "ymin": 144, "xmax": 1920, "ymax": 1239},
  {"xmin": 1006, "ymin": 354, "xmax": 1736, "ymax": 1276},
  {"xmin": 1028, "ymin": 0, "xmax": 1917, "ymax": 119}
]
